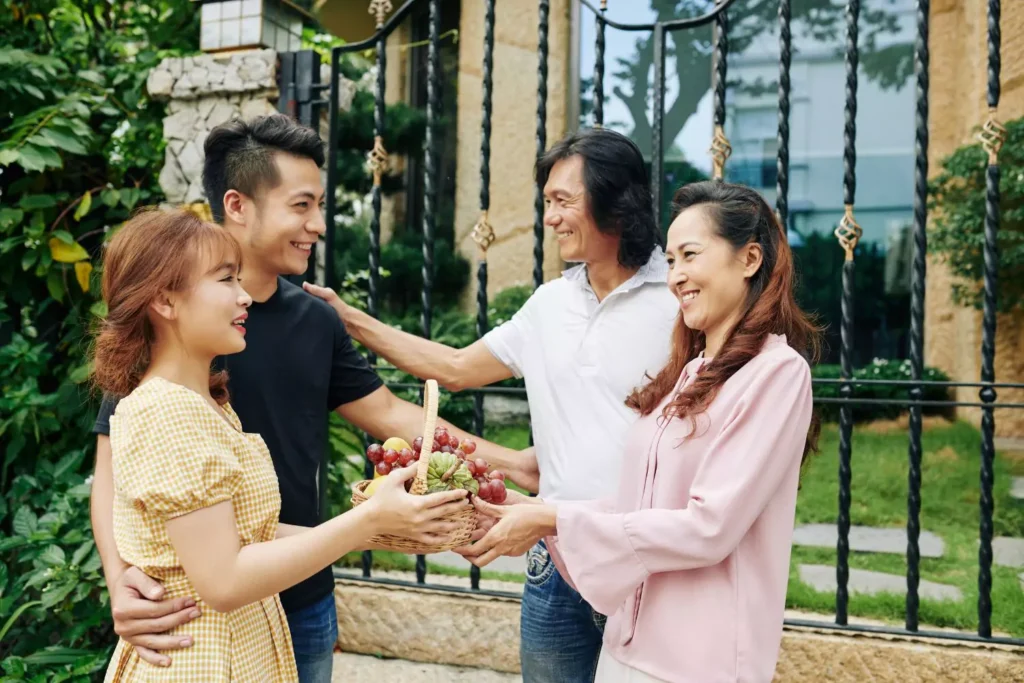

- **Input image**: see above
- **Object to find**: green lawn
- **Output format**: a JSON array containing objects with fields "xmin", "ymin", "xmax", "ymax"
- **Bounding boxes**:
[{"xmin": 340, "ymin": 419, "xmax": 1024, "ymax": 636}]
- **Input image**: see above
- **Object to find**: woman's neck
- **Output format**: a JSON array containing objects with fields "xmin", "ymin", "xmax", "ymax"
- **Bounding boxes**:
[{"xmin": 146, "ymin": 340, "xmax": 216, "ymax": 401}]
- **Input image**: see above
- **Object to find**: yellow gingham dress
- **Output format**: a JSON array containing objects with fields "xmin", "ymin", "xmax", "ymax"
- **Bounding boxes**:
[{"xmin": 104, "ymin": 377, "xmax": 298, "ymax": 682}]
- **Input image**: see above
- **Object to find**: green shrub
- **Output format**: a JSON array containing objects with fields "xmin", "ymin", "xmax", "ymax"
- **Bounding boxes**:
[{"xmin": 812, "ymin": 359, "xmax": 952, "ymax": 423}]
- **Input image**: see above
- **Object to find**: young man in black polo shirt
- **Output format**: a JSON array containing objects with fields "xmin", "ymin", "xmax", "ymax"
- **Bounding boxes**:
[{"xmin": 89, "ymin": 115, "xmax": 536, "ymax": 683}]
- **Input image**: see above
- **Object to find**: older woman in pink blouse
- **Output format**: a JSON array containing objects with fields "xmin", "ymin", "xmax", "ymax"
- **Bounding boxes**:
[{"xmin": 464, "ymin": 181, "xmax": 820, "ymax": 682}]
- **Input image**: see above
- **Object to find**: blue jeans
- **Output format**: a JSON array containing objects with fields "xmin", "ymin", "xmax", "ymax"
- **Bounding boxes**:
[
  {"xmin": 520, "ymin": 540, "xmax": 605, "ymax": 683},
  {"xmin": 286, "ymin": 593, "xmax": 337, "ymax": 683}
]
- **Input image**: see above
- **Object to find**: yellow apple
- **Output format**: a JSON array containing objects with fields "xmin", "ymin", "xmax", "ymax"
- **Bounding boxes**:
[{"xmin": 382, "ymin": 436, "xmax": 411, "ymax": 452}]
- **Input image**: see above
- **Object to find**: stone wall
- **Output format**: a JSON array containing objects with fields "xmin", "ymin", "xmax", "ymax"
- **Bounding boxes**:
[
  {"xmin": 147, "ymin": 50, "xmax": 281, "ymax": 206},
  {"xmin": 926, "ymin": 0, "xmax": 1024, "ymax": 437},
  {"xmin": 334, "ymin": 580, "xmax": 1024, "ymax": 681}
]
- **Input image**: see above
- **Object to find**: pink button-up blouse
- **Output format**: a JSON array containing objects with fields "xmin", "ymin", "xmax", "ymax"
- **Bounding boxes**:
[{"xmin": 548, "ymin": 334, "xmax": 813, "ymax": 683}]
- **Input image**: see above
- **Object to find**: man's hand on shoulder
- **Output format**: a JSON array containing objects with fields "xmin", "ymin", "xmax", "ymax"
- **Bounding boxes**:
[
  {"xmin": 109, "ymin": 566, "xmax": 200, "ymax": 667},
  {"xmin": 303, "ymin": 282, "xmax": 353, "ymax": 325}
]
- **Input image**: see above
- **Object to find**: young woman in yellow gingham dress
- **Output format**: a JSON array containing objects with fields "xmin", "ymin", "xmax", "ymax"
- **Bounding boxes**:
[{"xmin": 92, "ymin": 210, "xmax": 470, "ymax": 681}]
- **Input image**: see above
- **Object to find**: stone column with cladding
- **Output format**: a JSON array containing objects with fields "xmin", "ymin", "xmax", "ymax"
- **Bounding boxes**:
[
  {"xmin": 147, "ymin": 49, "xmax": 356, "ymax": 285},
  {"xmin": 453, "ymin": 0, "xmax": 572, "ymax": 308},
  {"xmin": 926, "ymin": 0, "xmax": 1024, "ymax": 438}
]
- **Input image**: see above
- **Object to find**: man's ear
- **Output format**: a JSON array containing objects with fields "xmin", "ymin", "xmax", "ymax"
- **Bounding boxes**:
[
  {"xmin": 222, "ymin": 190, "xmax": 247, "ymax": 225},
  {"xmin": 149, "ymin": 291, "xmax": 177, "ymax": 323}
]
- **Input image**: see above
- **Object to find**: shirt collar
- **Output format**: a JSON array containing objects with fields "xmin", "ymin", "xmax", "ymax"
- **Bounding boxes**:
[{"xmin": 561, "ymin": 247, "xmax": 669, "ymax": 295}]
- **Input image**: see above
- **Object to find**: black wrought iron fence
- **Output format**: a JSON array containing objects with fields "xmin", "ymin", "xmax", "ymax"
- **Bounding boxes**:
[{"xmin": 277, "ymin": 0, "xmax": 1024, "ymax": 646}]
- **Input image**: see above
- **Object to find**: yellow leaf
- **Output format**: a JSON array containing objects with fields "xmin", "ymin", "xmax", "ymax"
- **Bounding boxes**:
[
  {"xmin": 73, "ymin": 191, "xmax": 92, "ymax": 221},
  {"xmin": 48, "ymin": 238, "xmax": 88, "ymax": 263},
  {"xmin": 75, "ymin": 261, "xmax": 93, "ymax": 292}
]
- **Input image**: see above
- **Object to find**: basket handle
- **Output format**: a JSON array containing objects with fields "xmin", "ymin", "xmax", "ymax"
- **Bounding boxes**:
[{"xmin": 411, "ymin": 379, "xmax": 439, "ymax": 495}]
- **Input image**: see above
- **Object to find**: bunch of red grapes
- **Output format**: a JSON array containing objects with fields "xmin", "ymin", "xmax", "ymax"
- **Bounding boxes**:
[{"xmin": 364, "ymin": 426, "xmax": 507, "ymax": 503}]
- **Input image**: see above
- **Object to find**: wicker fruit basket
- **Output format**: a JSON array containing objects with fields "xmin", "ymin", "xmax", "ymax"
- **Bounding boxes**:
[{"xmin": 349, "ymin": 379, "xmax": 477, "ymax": 553}]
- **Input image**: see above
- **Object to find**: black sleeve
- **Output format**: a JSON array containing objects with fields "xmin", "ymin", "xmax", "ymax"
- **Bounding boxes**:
[
  {"xmin": 327, "ymin": 314, "xmax": 384, "ymax": 411},
  {"xmin": 92, "ymin": 393, "xmax": 121, "ymax": 436}
]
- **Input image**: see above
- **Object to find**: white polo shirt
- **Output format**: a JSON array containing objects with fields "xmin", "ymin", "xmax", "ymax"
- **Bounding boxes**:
[{"xmin": 483, "ymin": 248, "xmax": 678, "ymax": 502}]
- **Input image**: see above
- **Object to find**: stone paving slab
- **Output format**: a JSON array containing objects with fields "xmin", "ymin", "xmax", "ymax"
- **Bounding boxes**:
[
  {"xmin": 333, "ymin": 653, "xmax": 521, "ymax": 682},
  {"xmin": 428, "ymin": 550, "xmax": 527, "ymax": 577},
  {"xmin": 992, "ymin": 537, "xmax": 1024, "ymax": 568},
  {"xmin": 1010, "ymin": 476, "xmax": 1024, "ymax": 500},
  {"xmin": 792, "ymin": 523, "xmax": 945, "ymax": 558},
  {"xmin": 798, "ymin": 564, "xmax": 962, "ymax": 602}
]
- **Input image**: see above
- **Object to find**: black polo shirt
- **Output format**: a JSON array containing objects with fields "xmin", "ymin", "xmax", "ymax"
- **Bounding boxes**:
[{"xmin": 94, "ymin": 276, "xmax": 382, "ymax": 613}]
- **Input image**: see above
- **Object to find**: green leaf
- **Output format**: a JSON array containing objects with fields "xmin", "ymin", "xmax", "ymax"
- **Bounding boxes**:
[
  {"xmin": 16, "ymin": 145, "xmax": 48, "ymax": 172},
  {"xmin": 41, "ymin": 128, "xmax": 89, "ymax": 155},
  {"xmin": 121, "ymin": 187, "xmax": 141, "ymax": 210},
  {"xmin": 69, "ymin": 363, "xmax": 91, "ymax": 384},
  {"xmin": 41, "ymin": 581, "xmax": 76, "ymax": 609},
  {"xmin": 101, "ymin": 188, "xmax": 121, "ymax": 207},
  {"xmin": 12, "ymin": 506, "xmax": 37, "ymax": 537},
  {"xmin": 2, "ymin": 655, "xmax": 27, "ymax": 678},
  {"xmin": 53, "ymin": 450, "xmax": 84, "ymax": 479},
  {"xmin": 39, "ymin": 545, "xmax": 66, "ymax": 566},
  {"xmin": 0, "ymin": 563, "xmax": 7, "ymax": 595},
  {"xmin": 46, "ymin": 269, "xmax": 64, "ymax": 302},
  {"xmin": 78, "ymin": 70, "xmax": 104, "ymax": 85},
  {"xmin": 0, "ymin": 149, "xmax": 19, "ymax": 166},
  {"xmin": 19, "ymin": 194, "xmax": 57, "ymax": 210},
  {"xmin": 22, "ymin": 249, "xmax": 37, "ymax": 271},
  {"xmin": 52, "ymin": 230, "xmax": 75, "ymax": 245},
  {"xmin": 72, "ymin": 191, "xmax": 92, "ymax": 220},
  {"xmin": 89, "ymin": 301, "xmax": 107, "ymax": 318},
  {"xmin": 70, "ymin": 542, "xmax": 93, "ymax": 568}
]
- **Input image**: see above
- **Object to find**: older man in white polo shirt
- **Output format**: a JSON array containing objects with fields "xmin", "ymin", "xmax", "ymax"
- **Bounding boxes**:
[{"xmin": 306, "ymin": 127, "xmax": 677, "ymax": 683}]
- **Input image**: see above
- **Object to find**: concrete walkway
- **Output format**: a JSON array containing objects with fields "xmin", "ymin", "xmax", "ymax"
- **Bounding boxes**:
[{"xmin": 333, "ymin": 653, "xmax": 520, "ymax": 682}]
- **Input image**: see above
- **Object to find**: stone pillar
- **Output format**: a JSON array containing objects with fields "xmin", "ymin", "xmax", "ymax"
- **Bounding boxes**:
[
  {"xmin": 453, "ymin": 0, "xmax": 572, "ymax": 307},
  {"xmin": 147, "ymin": 50, "xmax": 280, "ymax": 208},
  {"xmin": 926, "ymin": 0, "xmax": 1024, "ymax": 438}
]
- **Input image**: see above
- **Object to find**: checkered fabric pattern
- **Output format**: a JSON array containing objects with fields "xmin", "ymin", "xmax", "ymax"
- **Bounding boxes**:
[{"xmin": 104, "ymin": 377, "xmax": 298, "ymax": 682}]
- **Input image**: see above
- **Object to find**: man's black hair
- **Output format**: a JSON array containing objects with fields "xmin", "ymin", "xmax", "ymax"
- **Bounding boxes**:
[{"xmin": 202, "ymin": 114, "xmax": 325, "ymax": 223}]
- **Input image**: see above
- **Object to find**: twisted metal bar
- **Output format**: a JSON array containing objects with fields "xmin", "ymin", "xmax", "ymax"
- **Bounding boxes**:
[
  {"xmin": 368, "ymin": 35, "xmax": 388, "ymax": 346},
  {"xmin": 418, "ymin": 0, "xmax": 443, "ymax": 585},
  {"xmin": 710, "ymin": 2, "xmax": 729, "ymax": 181},
  {"xmin": 977, "ymin": 0, "xmax": 1002, "ymax": 639},
  {"xmin": 533, "ymin": 0, "xmax": 549, "ymax": 290},
  {"xmin": 834, "ymin": 0, "xmax": 860, "ymax": 627},
  {"xmin": 652, "ymin": 25, "xmax": 666, "ymax": 224},
  {"xmin": 775, "ymin": 0, "xmax": 791, "ymax": 227},
  {"xmin": 594, "ymin": 1, "xmax": 606, "ymax": 127},
  {"xmin": 470, "ymin": 0, "xmax": 497, "ymax": 592},
  {"xmin": 904, "ymin": 0, "xmax": 930, "ymax": 633},
  {"xmin": 324, "ymin": 49, "xmax": 341, "ymax": 290}
]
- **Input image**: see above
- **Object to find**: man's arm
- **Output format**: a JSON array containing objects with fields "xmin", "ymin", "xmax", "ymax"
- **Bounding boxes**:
[
  {"xmin": 304, "ymin": 283, "xmax": 513, "ymax": 392},
  {"xmin": 92, "ymin": 429, "xmax": 198, "ymax": 667},
  {"xmin": 336, "ymin": 385, "xmax": 539, "ymax": 493},
  {"xmin": 91, "ymin": 435, "xmax": 128, "ymax": 588}
]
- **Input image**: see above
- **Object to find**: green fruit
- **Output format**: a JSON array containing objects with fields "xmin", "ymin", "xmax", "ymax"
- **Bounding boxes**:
[{"xmin": 426, "ymin": 451, "xmax": 479, "ymax": 495}]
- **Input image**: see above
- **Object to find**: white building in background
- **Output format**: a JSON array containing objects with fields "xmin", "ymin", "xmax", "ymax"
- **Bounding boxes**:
[{"xmin": 576, "ymin": 0, "xmax": 918, "ymax": 251}]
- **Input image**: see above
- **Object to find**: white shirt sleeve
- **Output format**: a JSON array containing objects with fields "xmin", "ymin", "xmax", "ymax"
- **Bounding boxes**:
[{"xmin": 482, "ymin": 288, "xmax": 544, "ymax": 379}]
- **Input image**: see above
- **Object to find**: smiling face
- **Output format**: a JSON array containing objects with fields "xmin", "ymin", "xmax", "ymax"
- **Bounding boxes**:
[
  {"xmin": 666, "ymin": 205, "xmax": 763, "ymax": 346},
  {"xmin": 231, "ymin": 151, "xmax": 326, "ymax": 277},
  {"xmin": 543, "ymin": 155, "xmax": 620, "ymax": 265},
  {"xmin": 171, "ymin": 248, "xmax": 252, "ymax": 359}
]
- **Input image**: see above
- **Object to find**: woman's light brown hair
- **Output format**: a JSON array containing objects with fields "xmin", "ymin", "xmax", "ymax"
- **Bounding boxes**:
[
  {"xmin": 92, "ymin": 208, "xmax": 242, "ymax": 403},
  {"xmin": 626, "ymin": 181, "xmax": 822, "ymax": 464}
]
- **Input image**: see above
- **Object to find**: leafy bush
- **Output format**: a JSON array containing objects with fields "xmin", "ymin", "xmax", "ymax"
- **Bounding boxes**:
[
  {"xmin": 812, "ymin": 358, "xmax": 952, "ymax": 423},
  {"xmin": 929, "ymin": 115, "xmax": 1024, "ymax": 312},
  {"xmin": 1, "ymin": 1, "xmax": 198, "ymax": 679}
]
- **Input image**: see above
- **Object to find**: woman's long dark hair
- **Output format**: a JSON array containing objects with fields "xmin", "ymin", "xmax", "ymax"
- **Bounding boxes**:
[{"xmin": 626, "ymin": 181, "xmax": 822, "ymax": 464}]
